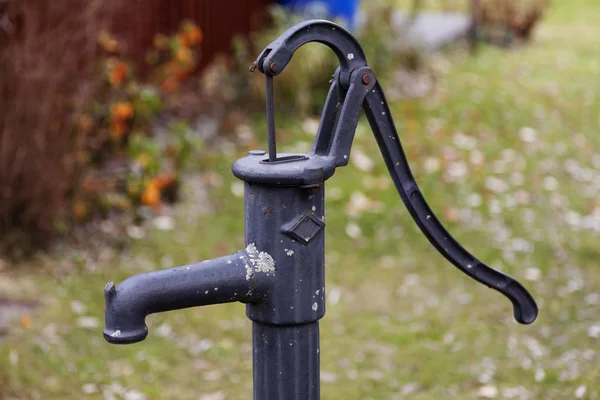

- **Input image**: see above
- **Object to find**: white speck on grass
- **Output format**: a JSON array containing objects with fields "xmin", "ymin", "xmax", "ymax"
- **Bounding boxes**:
[
  {"xmin": 575, "ymin": 385, "xmax": 587, "ymax": 398},
  {"xmin": 587, "ymin": 324, "xmax": 600, "ymax": 338},
  {"xmin": 485, "ymin": 176, "xmax": 509, "ymax": 193},
  {"xmin": 543, "ymin": 176, "xmax": 559, "ymax": 191},
  {"xmin": 524, "ymin": 267, "xmax": 541, "ymax": 281},
  {"xmin": 81, "ymin": 383, "xmax": 98, "ymax": 394},
  {"xmin": 153, "ymin": 215, "xmax": 174, "ymax": 231},
  {"xmin": 312, "ymin": 302, "xmax": 318, "ymax": 311},
  {"xmin": 350, "ymin": 148, "xmax": 374, "ymax": 171},
  {"xmin": 328, "ymin": 287, "xmax": 342, "ymax": 305},
  {"xmin": 586, "ymin": 293, "xmax": 599, "ymax": 305},
  {"xmin": 345, "ymin": 222, "xmax": 361, "ymax": 239},
  {"xmin": 535, "ymin": 368, "xmax": 546, "ymax": 382},
  {"xmin": 198, "ymin": 392, "xmax": 226, "ymax": 400},
  {"xmin": 71, "ymin": 300, "xmax": 86, "ymax": 314},
  {"xmin": 477, "ymin": 385, "xmax": 498, "ymax": 398},
  {"xmin": 320, "ymin": 371, "xmax": 338, "ymax": 383},
  {"xmin": 230, "ymin": 181, "xmax": 244, "ymax": 197},
  {"xmin": 77, "ymin": 317, "xmax": 100, "ymax": 329},
  {"xmin": 519, "ymin": 126, "xmax": 537, "ymax": 143},
  {"xmin": 423, "ymin": 156, "xmax": 440, "ymax": 173}
]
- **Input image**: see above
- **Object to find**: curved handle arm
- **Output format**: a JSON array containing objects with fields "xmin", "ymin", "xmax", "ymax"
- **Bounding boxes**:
[
  {"xmin": 363, "ymin": 81, "xmax": 538, "ymax": 324},
  {"xmin": 255, "ymin": 19, "xmax": 367, "ymax": 87}
]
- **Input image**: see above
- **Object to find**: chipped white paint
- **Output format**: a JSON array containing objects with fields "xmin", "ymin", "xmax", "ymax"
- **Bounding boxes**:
[
  {"xmin": 205, "ymin": 290, "xmax": 209, "ymax": 294},
  {"xmin": 312, "ymin": 302, "xmax": 318, "ymax": 311},
  {"xmin": 347, "ymin": 53, "xmax": 354, "ymax": 60},
  {"xmin": 254, "ymin": 252, "xmax": 276, "ymax": 274},
  {"xmin": 316, "ymin": 290, "xmax": 320, "ymax": 295},
  {"xmin": 245, "ymin": 243, "xmax": 276, "ymax": 276},
  {"xmin": 312, "ymin": 206, "xmax": 316, "ymax": 212},
  {"xmin": 285, "ymin": 249, "xmax": 294, "ymax": 256},
  {"xmin": 110, "ymin": 330, "xmax": 122, "ymax": 338},
  {"xmin": 226, "ymin": 260, "xmax": 232, "ymax": 264},
  {"xmin": 343, "ymin": 155, "xmax": 348, "ymax": 159},
  {"xmin": 214, "ymin": 288, "xmax": 219, "ymax": 291},
  {"xmin": 245, "ymin": 264, "xmax": 254, "ymax": 281},
  {"xmin": 467, "ymin": 264, "xmax": 473, "ymax": 269},
  {"xmin": 246, "ymin": 243, "xmax": 258, "ymax": 257},
  {"xmin": 426, "ymin": 215, "xmax": 431, "ymax": 219}
]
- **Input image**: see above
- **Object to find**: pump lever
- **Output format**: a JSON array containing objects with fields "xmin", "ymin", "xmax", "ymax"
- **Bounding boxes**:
[
  {"xmin": 253, "ymin": 19, "xmax": 538, "ymax": 325},
  {"xmin": 362, "ymin": 81, "xmax": 538, "ymax": 324}
]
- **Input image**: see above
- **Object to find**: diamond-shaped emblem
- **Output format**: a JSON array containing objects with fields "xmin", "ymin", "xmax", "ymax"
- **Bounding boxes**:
[{"xmin": 282, "ymin": 213, "xmax": 325, "ymax": 244}]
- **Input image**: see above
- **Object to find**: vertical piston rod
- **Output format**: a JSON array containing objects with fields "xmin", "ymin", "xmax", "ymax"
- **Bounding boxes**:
[{"xmin": 266, "ymin": 74, "xmax": 277, "ymax": 162}]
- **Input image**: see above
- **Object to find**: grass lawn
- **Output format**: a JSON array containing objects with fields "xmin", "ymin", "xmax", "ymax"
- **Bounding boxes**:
[{"xmin": 2, "ymin": 1, "xmax": 600, "ymax": 399}]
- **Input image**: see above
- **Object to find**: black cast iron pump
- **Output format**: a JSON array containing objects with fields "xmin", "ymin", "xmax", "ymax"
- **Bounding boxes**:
[{"xmin": 103, "ymin": 20, "xmax": 538, "ymax": 399}]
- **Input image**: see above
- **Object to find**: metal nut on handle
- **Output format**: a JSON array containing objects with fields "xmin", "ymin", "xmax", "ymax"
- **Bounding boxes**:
[{"xmin": 269, "ymin": 62, "xmax": 280, "ymax": 74}]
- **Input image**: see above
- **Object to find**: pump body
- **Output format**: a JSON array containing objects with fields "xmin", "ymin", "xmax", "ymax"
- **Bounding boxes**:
[{"xmin": 103, "ymin": 19, "xmax": 538, "ymax": 400}]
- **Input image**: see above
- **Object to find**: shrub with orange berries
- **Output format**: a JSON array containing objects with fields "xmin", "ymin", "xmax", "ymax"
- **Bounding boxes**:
[{"xmin": 71, "ymin": 22, "xmax": 204, "ymax": 226}]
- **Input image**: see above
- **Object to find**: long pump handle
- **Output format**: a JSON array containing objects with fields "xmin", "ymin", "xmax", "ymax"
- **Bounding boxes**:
[{"xmin": 254, "ymin": 19, "xmax": 538, "ymax": 324}]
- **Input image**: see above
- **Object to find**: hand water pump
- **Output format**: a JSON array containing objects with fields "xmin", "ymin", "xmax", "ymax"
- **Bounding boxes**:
[{"xmin": 103, "ymin": 20, "xmax": 538, "ymax": 399}]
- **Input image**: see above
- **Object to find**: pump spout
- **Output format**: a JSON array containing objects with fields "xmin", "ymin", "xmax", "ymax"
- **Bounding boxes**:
[{"xmin": 103, "ymin": 249, "xmax": 275, "ymax": 344}]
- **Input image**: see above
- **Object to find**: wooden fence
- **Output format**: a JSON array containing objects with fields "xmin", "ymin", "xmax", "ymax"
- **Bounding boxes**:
[{"xmin": 109, "ymin": 0, "xmax": 272, "ymax": 71}]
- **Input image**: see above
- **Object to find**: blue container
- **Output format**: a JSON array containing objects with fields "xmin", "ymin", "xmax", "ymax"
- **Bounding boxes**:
[{"xmin": 278, "ymin": 0, "xmax": 360, "ymax": 30}]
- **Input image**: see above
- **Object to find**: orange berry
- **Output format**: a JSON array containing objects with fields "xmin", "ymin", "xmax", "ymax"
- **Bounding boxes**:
[
  {"xmin": 177, "ymin": 33, "xmax": 190, "ymax": 47},
  {"xmin": 111, "ymin": 102, "xmax": 134, "ymax": 120},
  {"xmin": 160, "ymin": 77, "xmax": 178, "ymax": 93},
  {"xmin": 109, "ymin": 120, "xmax": 128, "ymax": 139},
  {"xmin": 98, "ymin": 31, "xmax": 119, "ymax": 53},
  {"xmin": 186, "ymin": 26, "xmax": 203, "ymax": 45},
  {"xmin": 141, "ymin": 181, "xmax": 161, "ymax": 206},
  {"xmin": 21, "ymin": 315, "xmax": 32, "ymax": 329},
  {"xmin": 175, "ymin": 71, "xmax": 188, "ymax": 82},
  {"xmin": 155, "ymin": 173, "xmax": 176, "ymax": 190},
  {"xmin": 108, "ymin": 62, "xmax": 128, "ymax": 86},
  {"xmin": 73, "ymin": 201, "xmax": 87, "ymax": 219},
  {"xmin": 175, "ymin": 47, "xmax": 192, "ymax": 65}
]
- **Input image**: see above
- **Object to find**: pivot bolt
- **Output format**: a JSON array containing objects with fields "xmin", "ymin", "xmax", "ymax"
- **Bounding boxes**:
[
  {"xmin": 269, "ymin": 62, "xmax": 280, "ymax": 74},
  {"xmin": 362, "ymin": 74, "xmax": 372, "ymax": 85}
]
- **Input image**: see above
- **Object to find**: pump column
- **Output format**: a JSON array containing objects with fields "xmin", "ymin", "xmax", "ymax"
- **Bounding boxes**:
[{"xmin": 235, "ymin": 151, "xmax": 326, "ymax": 400}]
